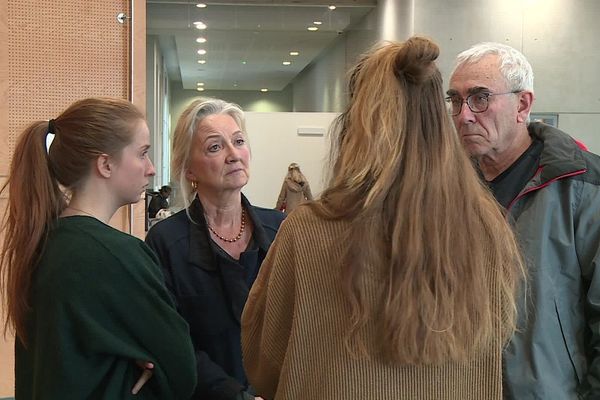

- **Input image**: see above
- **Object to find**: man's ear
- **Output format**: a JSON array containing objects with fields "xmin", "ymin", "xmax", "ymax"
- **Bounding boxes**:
[
  {"xmin": 517, "ymin": 91, "xmax": 534, "ymax": 123},
  {"xmin": 96, "ymin": 154, "xmax": 112, "ymax": 178}
]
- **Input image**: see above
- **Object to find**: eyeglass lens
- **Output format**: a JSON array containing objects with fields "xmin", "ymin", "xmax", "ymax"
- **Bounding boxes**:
[{"xmin": 447, "ymin": 93, "xmax": 489, "ymax": 116}]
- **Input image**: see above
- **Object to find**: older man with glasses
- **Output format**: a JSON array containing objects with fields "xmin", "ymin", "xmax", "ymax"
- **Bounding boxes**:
[{"xmin": 447, "ymin": 42, "xmax": 600, "ymax": 399}]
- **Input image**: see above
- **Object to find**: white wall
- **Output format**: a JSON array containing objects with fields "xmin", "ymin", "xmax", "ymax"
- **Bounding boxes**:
[{"xmin": 242, "ymin": 112, "xmax": 339, "ymax": 208}]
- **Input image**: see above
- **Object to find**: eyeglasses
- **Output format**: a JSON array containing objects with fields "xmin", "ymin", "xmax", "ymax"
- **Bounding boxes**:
[{"xmin": 445, "ymin": 90, "xmax": 522, "ymax": 116}]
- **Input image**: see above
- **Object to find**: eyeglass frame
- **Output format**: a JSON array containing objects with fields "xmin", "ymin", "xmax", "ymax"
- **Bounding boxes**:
[{"xmin": 445, "ymin": 90, "xmax": 522, "ymax": 116}]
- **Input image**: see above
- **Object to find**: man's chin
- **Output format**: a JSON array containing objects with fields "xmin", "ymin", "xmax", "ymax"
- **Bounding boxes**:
[{"xmin": 461, "ymin": 141, "xmax": 487, "ymax": 159}]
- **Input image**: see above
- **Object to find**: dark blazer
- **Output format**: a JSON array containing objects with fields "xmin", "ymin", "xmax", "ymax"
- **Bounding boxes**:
[{"xmin": 146, "ymin": 195, "xmax": 285, "ymax": 400}]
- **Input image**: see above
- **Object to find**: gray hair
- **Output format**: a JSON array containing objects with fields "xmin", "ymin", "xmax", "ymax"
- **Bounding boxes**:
[
  {"xmin": 452, "ymin": 42, "xmax": 534, "ymax": 93},
  {"xmin": 171, "ymin": 97, "xmax": 247, "ymax": 210}
]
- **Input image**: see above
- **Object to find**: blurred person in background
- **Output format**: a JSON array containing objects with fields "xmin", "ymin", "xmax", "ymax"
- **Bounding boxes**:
[
  {"xmin": 148, "ymin": 185, "xmax": 172, "ymax": 218},
  {"xmin": 275, "ymin": 162, "xmax": 313, "ymax": 214}
]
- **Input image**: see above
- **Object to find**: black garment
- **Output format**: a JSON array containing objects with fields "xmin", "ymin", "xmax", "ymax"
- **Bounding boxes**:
[
  {"xmin": 145, "ymin": 195, "xmax": 285, "ymax": 400},
  {"xmin": 486, "ymin": 137, "xmax": 543, "ymax": 208},
  {"xmin": 148, "ymin": 193, "xmax": 169, "ymax": 218}
]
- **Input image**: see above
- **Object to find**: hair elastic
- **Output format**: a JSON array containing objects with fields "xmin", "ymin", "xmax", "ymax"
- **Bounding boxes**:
[{"xmin": 45, "ymin": 119, "xmax": 56, "ymax": 154}]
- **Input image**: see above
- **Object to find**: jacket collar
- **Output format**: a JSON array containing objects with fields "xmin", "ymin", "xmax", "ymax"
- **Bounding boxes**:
[
  {"xmin": 187, "ymin": 194, "xmax": 271, "ymax": 271},
  {"xmin": 528, "ymin": 122, "xmax": 587, "ymax": 183}
]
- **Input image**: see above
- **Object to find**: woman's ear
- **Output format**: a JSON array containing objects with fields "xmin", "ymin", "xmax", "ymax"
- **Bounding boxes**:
[
  {"xmin": 185, "ymin": 169, "xmax": 195, "ymax": 182},
  {"xmin": 96, "ymin": 154, "xmax": 112, "ymax": 178}
]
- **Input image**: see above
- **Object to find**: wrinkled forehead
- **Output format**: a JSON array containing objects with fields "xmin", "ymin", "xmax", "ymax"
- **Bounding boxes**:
[
  {"xmin": 449, "ymin": 54, "xmax": 508, "ymax": 94},
  {"xmin": 193, "ymin": 113, "xmax": 243, "ymax": 140}
]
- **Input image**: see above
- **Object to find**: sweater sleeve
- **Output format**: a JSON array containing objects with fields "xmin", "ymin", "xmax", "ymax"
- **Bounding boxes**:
[
  {"xmin": 241, "ymin": 218, "xmax": 296, "ymax": 399},
  {"xmin": 32, "ymin": 238, "xmax": 197, "ymax": 399}
]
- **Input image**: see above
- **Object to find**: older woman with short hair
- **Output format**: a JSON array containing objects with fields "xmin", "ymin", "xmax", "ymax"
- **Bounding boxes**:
[{"xmin": 146, "ymin": 98, "xmax": 284, "ymax": 400}]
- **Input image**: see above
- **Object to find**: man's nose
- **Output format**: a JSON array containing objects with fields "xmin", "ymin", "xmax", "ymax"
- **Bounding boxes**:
[{"xmin": 456, "ymin": 101, "xmax": 477, "ymax": 124}]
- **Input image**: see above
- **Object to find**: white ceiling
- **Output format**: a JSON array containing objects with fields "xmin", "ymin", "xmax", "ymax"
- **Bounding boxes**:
[{"xmin": 146, "ymin": 0, "xmax": 376, "ymax": 91}]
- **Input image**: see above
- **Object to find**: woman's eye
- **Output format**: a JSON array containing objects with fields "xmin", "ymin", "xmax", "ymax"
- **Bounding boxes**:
[
  {"xmin": 208, "ymin": 143, "xmax": 221, "ymax": 152},
  {"xmin": 235, "ymin": 138, "xmax": 245, "ymax": 146}
]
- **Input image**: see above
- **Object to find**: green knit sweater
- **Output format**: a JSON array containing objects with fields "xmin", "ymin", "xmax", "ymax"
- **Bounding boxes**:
[
  {"xmin": 15, "ymin": 216, "xmax": 196, "ymax": 399},
  {"xmin": 242, "ymin": 206, "xmax": 504, "ymax": 400}
]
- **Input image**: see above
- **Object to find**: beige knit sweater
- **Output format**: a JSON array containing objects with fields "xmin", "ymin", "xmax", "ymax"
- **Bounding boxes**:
[{"xmin": 242, "ymin": 206, "xmax": 504, "ymax": 400}]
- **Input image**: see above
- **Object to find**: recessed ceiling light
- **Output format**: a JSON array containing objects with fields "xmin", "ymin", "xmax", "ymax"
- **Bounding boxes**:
[
  {"xmin": 196, "ymin": 87, "xmax": 205, "ymax": 91},
  {"xmin": 193, "ymin": 21, "xmax": 207, "ymax": 30},
  {"xmin": 289, "ymin": 51, "xmax": 299, "ymax": 56},
  {"xmin": 328, "ymin": 5, "xmax": 336, "ymax": 10},
  {"xmin": 313, "ymin": 21, "xmax": 323, "ymax": 25},
  {"xmin": 307, "ymin": 26, "xmax": 318, "ymax": 31},
  {"xmin": 242, "ymin": 61, "xmax": 247, "ymax": 65},
  {"xmin": 196, "ymin": 37, "xmax": 207, "ymax": 43},
  {"xmin": 282, "ymin": 61, "xmax": 291, "ymax": 65},
  {"xmin": 197, "ymin": 49, "xmax": 207, "ymax": 55},
  {"xmin": 197, "ymin": 82, "xmax": 205, "ymax": 86},
  {"xmin": 197, "ymin": 59, "xmax": 206, "ymax": 64},
  {"xmin": 260, "ymin": 88, "xmax": 268, "ymax": 92},
  {"xmin": 233, "ymin": 83, "xmax": 238, "ymax": 87},
  {"xmin": 196, "ymin": 3, "xmax": 207, "ymax": 8}
]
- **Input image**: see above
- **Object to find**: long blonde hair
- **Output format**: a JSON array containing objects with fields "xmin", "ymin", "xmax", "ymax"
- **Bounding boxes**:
[
  {"xmin": 1, "ymin": 98, "xmax": 144, "ymax": 345},
  {"xmin": 312, "ymin": 37, "xmax": 524, "ymax": 364}
]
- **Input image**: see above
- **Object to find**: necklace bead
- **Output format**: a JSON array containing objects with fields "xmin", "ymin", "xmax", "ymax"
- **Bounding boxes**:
[{"xmin": 207, "ymin": 208, "xmax": 246, "ymax": 243}]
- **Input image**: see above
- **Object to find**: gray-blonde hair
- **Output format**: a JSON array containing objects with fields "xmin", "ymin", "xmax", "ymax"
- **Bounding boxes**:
[{"xmin": 171, "ymin": 97, "xmax": 246, "ymax": 210}]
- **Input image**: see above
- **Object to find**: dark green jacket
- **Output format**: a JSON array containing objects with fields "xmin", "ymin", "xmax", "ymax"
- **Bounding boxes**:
[
  {"xmin": 15, "ymin": 216, "xmax": 197, "ymax": 399},
  {"xmin": 503, "ymin": 123, "xmax": 600, "ymax": 399}
]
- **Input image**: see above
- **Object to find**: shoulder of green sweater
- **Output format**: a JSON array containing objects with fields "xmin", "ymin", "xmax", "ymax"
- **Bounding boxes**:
[
  {"xmin": 50, "ymin": 216, "xmax": 159, "ymax": 272},
  {"xmin": 56, "ymin": 216, "xmax": 142, "ymax": 243}
]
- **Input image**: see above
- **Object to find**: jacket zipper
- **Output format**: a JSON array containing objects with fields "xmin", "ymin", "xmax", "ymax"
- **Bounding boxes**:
[{"xmin": 506, "ymin": 168, "xmax": 587, "ymax": 212}]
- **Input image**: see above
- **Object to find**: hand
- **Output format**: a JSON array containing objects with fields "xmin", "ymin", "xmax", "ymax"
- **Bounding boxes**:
[
  {"xmin": 255, "ymin": 397, "xmax": 265, "ymax": 400},
  {"xmin": 132, "ymin": 360, "xmax": 154, "ymax": 395}
]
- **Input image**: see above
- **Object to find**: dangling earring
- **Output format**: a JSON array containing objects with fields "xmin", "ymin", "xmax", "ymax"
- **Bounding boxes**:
[{"xmin": 191, "ymin": 181, "xmax": 198, "ymax": 190}]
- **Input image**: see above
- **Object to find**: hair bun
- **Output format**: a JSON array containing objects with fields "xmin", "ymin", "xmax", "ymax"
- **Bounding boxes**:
[{"xmin": 394, "ymin": 36, "xmax": 440, "ymax": 84}]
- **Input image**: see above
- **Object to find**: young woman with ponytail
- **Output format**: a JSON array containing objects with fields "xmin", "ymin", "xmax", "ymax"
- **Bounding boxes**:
[
  {"xmin": 241, "ymin": 37, "xmax": 525, "ymax": 399},
  {"xmin": 0, "ymin": 98, "xmax": 196, "ymax": 399}
]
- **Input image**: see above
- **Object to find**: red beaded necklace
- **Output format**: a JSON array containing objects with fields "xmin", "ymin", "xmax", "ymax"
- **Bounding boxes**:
[{"xmin": 207, "ymin": 208, "xmax": 246, "ymax": 243}]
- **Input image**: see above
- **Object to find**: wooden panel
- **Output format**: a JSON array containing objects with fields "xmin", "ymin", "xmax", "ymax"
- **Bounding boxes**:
[
  {"xmin": 8, "ymin": 0, "xmax": 129, "ymax": 162},
  {"xmin": 132, "ymin": 0, "xmax": 146, "ymax": 113},
  {"xmin": 127, "ymin": 0, "xmax": 146, "ymax": 239},
  {"xmin": 0, "ymin": 0, "xmax": 7, "ymax": 177},
  {"xmin": 0, "ymin": 0, "xmax": 11, "ymax": 395}
]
